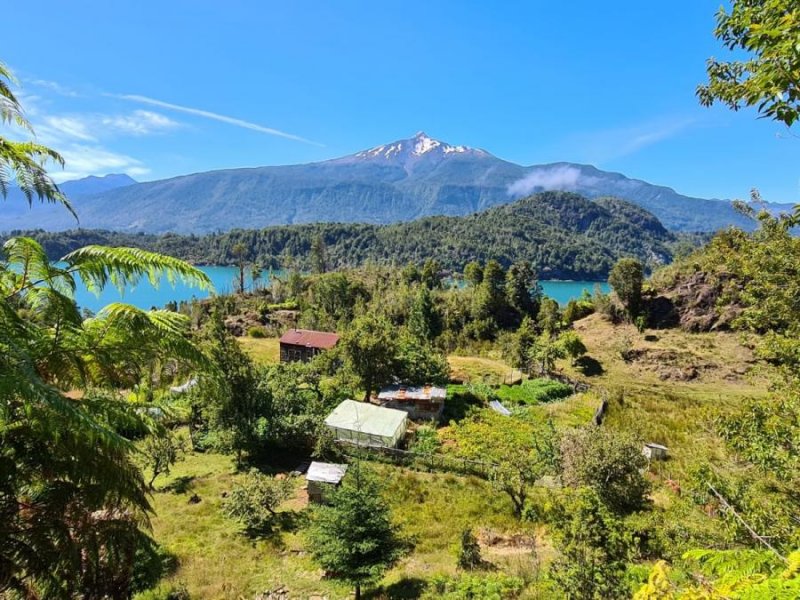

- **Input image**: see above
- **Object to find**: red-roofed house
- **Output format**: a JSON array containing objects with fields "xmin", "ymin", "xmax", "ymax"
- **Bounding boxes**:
[{"xmin": 279, "ymin": 329, "xmax": 340, "ymax": 363}]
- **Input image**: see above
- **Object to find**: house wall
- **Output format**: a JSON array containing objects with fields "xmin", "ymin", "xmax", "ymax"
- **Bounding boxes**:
[
  {"xmin": 379, "ymin": 399, "xmax": 444, "ymax": 421},
  {"xmin": 279, "ymin": 343, "xmax": 321, "ymax": 363}
]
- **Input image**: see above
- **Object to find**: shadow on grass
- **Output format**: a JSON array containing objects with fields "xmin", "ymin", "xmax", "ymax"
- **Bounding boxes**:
[
  {"xmin": 575, "ymin": 355, "xmax": 604, "ymax": 376},
  {"xmin": 160, "ymin": 475, "xmax": 196, "ymax": 495},
  {"xmin": 242, "ymin": 509, "xmax": 308, "ymax": 548},
  {"xmin": 443, "ymin": 386, "xmax": 485, "ymax": 422},
  {"xmin": 366, "ymin": 577, "xmax": 428, "ymax": 599}
]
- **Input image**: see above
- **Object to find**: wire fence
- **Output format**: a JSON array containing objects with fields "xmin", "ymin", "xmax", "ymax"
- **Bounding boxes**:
[{"xmin": 335, "ymin": 440, "xmax": 498, "ymax": 479}]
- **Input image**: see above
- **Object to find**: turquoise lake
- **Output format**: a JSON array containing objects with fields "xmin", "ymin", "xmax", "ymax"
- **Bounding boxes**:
[{"xmin": 72, "ymin": 265, "xmax": 609, "ymax": 313}]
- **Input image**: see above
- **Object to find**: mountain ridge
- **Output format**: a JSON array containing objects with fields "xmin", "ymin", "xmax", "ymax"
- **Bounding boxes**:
[
  {"xmin": 4, "ymin": 191, "xmax": 675, "ymax": 280},
  {"xmin": 0, "ymin": 133, "xmax": 791, "ymax": 234}
]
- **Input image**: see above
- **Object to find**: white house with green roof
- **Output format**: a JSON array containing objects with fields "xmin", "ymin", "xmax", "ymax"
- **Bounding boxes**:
[{"xmin": 324, "ymin": 399, "xmax": 408, "ymax": 448}]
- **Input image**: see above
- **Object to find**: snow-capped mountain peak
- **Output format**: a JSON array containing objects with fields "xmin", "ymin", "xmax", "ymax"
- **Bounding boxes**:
[{"xmin": 352, "ymin": 131, "xmax": 486, "ymax": 162}]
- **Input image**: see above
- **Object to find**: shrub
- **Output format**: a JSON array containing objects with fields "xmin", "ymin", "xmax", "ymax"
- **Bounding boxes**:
[
  {"xmin": 559, "ymin": 428, "xmax": 650, "ymax": 514},
  {"xmin": 247, "ymin": 326, "xmax": 266, "ymax": 338},
  {"xmin": 424, "ymin": 573, "xmax": 525, "ymax": 599},
  {"xmin": 134, "ymin": 583, "xmax": 190, "ymax": 600},
  {"xmin": 224, "ymin": 470, "xmax": 294, "ymax": 531},
  {"xmin": 411, "ymin": 424, "xmax": 441, "ymax": 456},
  {"xmin": 457, "ymin": 528, "xmax": 482, "ymax": 570},
  {"xmin": 496, "ymin": 378, "xmax": 572, "ymax": 406}
]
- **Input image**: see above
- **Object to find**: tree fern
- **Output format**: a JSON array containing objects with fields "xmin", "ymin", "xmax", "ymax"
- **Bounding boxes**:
[{"xmin": 0, "ymin": 64, "xmax": 72, "ymax": 217}]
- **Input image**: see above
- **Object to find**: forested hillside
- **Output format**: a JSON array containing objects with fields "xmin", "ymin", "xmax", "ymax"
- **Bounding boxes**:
[{"xmin": 5, "ymin": 191, "xmax": 675, "ymax": 279}]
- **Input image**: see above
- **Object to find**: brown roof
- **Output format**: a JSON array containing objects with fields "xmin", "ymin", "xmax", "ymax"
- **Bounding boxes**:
[{"xmin": 279, "ymin": 329, "xmax": 340, "ymax": 349}]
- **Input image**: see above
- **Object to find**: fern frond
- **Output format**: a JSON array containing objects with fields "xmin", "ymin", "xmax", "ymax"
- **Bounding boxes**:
[{"xmin": 62, "ymin": 245, "xmax": 213, "ymax": 294}]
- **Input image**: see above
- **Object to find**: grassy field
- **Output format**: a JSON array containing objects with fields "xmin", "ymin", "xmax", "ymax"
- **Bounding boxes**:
[
  {"xmin": 238, "ymin": 336, "xmax": 281, "ymax": 365},
  {"xmin": 145, "ymin": 449, "xmax": 535, "ymax": 599},
  {"xmin": 447, "ymin": 355, "xmax": 521, "ymax": 385},
  {"xmin": 144, "ymin": 315, "xmax": 771, "ymax": 598},
  {"xmin": 562, "ymin": 314, "xmax": 769, "ymax": 478}
]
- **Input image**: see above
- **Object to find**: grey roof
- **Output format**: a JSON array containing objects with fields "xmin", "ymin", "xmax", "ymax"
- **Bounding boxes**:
[
  {"xmin": 489, "ymin": 400, "xmax": 512, "ymax": 416},
  {"xmin": 325, "ymin": 399, "xmax": 408, "ymax": 438},
  {"xmin": 377, "ymin": 385, "xmax": 447, "ymax": 401},
  {"xmin": 306, "ymin": 461, "xmax": 348, "ymax": 484},
  {"xmin": 644, "ymin": 442, "xmax": 669, "ymax": 450}
]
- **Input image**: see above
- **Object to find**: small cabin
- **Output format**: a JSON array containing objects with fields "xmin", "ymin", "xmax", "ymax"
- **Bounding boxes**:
[
  {"xmin": 643, "ymin": 442, "xmax": 669, "ymax": 461},
  {"xmin": 279, "ymin": 329, "xmax": 339, "ymax": 363},
  {"xmin": 306, "ymin": 461, "xmax": 348, "ymax": 504},
  {"xmin": 376, "ymin": 385, "xmax": 447, "ymax": 420},
  {"xmin": 324, "ymin": 399, "xmax": 408, "ymax": 448}
]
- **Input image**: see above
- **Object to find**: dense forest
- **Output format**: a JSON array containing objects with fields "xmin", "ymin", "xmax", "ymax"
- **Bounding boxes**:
[{"xmin": 3, "ymin": 192, "xmax": 678, "ymax": 279}]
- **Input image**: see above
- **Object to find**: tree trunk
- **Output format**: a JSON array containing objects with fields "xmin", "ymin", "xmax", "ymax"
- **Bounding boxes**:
[{"xmin": 355, "ymin": 583, "xmax": 361, "ymax": 600}]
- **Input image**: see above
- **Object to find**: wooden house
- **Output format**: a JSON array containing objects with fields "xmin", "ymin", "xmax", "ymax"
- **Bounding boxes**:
[
  {"xmin": 376, "ymin": 385, "xmax": 447, "ymax": 420},
  {"xmin": 279, "ymin": 329, "xmax": 339, "ymax": 363}
]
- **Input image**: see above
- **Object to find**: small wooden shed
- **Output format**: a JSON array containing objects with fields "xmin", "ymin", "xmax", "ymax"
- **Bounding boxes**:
[
  {"xmin": 643, "ymin": 442, "xmax": 669, "ymax": 460},
  {"xmin": 376, "ymin": 384, "xmax": 447, "ymax": 420},
  {"xmin": 306, "ymin": 461, "xmax": 348, "ymax": 503}
]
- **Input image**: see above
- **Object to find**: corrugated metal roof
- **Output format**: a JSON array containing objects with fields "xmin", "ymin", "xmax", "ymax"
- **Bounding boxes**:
[
  {"xmin": 279, "ymin": 329, "xmax": 339, "ymax": 349},
  {"xmin": 325, "ymin": 399, "xmax": 408, "ymax": 438},
  {"xmin": 306, "ymin": 461, "xmax": 348, "ymax": 484},
  {"xmin": 377, "ymin": 385, "xmax": 447, "ymax": 401}
]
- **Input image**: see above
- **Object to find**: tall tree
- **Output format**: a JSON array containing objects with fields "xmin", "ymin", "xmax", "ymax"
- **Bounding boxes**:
[
  {"xmin": 310, "ymin": 234, "xmax": 328, "ymax": 274},
  {"xmin": 608, "ymin": 258, "xmax": 644, "ymax": 319},
  {"xmin": 340, "ymin": 314, "xmax": 399, "ymax": 400},
  {"xmin": 408, "ymin": 285, "xmax": 441, "ymax": 342},
  {"xmin": 308, "ymin": 464, "xmax": 407, "ymax": 600},
  {"xmin": 697, "ymin": 0, "xmax": 800, "ymax": 127},
  {"xmin": 550, "ymin": 490, "xmax": 632, "ymax": 600},
  {"xmin": 232, "ymin": 242, "xmax": 247, "ymax": 294},
  {"xmin": 463, "ymin": 260, "xmax": 483, "ymax": 287},
  {"xmin": 0, "ymin": 238, "xmax": 211, "ymax": 597},
  {"xmin": 505, "ymin": 260, "xmax": 539, "ymax": 319}
]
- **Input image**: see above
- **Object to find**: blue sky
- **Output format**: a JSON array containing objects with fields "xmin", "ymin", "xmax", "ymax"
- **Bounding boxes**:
[{"xmin": 3, "ymin": 0, "xmax": 799, "ymax": 203}]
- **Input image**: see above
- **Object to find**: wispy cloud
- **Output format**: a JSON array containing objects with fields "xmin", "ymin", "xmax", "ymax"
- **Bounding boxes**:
[
  {"xmin": 114, "ymin": 93, "xmax": 323, "ymax": 146},
  {"xmin": 558, "ymin": 116, "xmax": 697, "ymax": 165},
  {"xmin": 27, "ymin": 78, "xmax": 80, "ymax": 97}
]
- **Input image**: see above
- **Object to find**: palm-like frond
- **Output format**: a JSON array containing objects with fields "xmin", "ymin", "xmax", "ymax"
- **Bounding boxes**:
[
  {"xmin": 62, "ymin": 245, "xmax": 213, "ymax": 294},
  {"xmin": 0, "ymin": 64, "xmax": 73, "ymax": 218}
]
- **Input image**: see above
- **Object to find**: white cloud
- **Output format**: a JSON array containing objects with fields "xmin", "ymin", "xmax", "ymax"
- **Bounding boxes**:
[
  {"xmin": 507, "ymin": 165, "xmax": 600, "ymax": 197},
  {"xmin": 52, "ymin": 144, "xmax": 148, "ymax": 182},
  {"xmin": 99, "ymin": 110, "xmax": 180, "ymax": 136},
  {"xmin": 39, "ymin": 116, "xmax": 97, "ymax": 142},
  {"xmin": 114, "ymin": 93, "xmax": 323, "ymax": 146}
]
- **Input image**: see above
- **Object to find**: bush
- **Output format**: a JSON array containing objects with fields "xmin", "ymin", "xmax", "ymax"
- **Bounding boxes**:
[
  {"xmin": 495, "ymin": 378, "xmax": 572, "ymax": 406},
  {"xmin": 560, "ymin": 428, "xmax": 650, "ymax": 514},
  {"xmin": 224, "ymin": 470, "xmax": 295, "ymax": 531},
  {"xmin": 424, "ymin": 573, "xmax": 525, "ymax": 599},
  {"xmin": 457, "ymin": 528, "xmax": 482, "ymax": 570},
  {"xmin": 134, "ymin": 583, "xmax": 190, "ymax": 600},
  {"xmin": 247, "ymin": 326, "xmax": 266, "ymax": 338},
  {"xmin": 411, "ymin": 424, "xmax": 441, "ymax": 456}
]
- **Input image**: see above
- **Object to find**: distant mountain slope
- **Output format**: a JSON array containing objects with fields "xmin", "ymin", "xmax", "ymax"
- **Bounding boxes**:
[
  {"xmin": 0, "ymin": 133, "xmax": 789, "ymax": 233},
  {"xmin": 8, "ymin": 192, "xmax": 675, "ymax": 280},
  {"xmin": 1, "ymin": 173, "xmax": 137, "ymax": 223}
]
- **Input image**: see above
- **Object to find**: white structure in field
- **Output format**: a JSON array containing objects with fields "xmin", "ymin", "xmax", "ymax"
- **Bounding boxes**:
[{"xmin": 324, "ymin": 399, "xmax": 408, "ymax": 448}]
